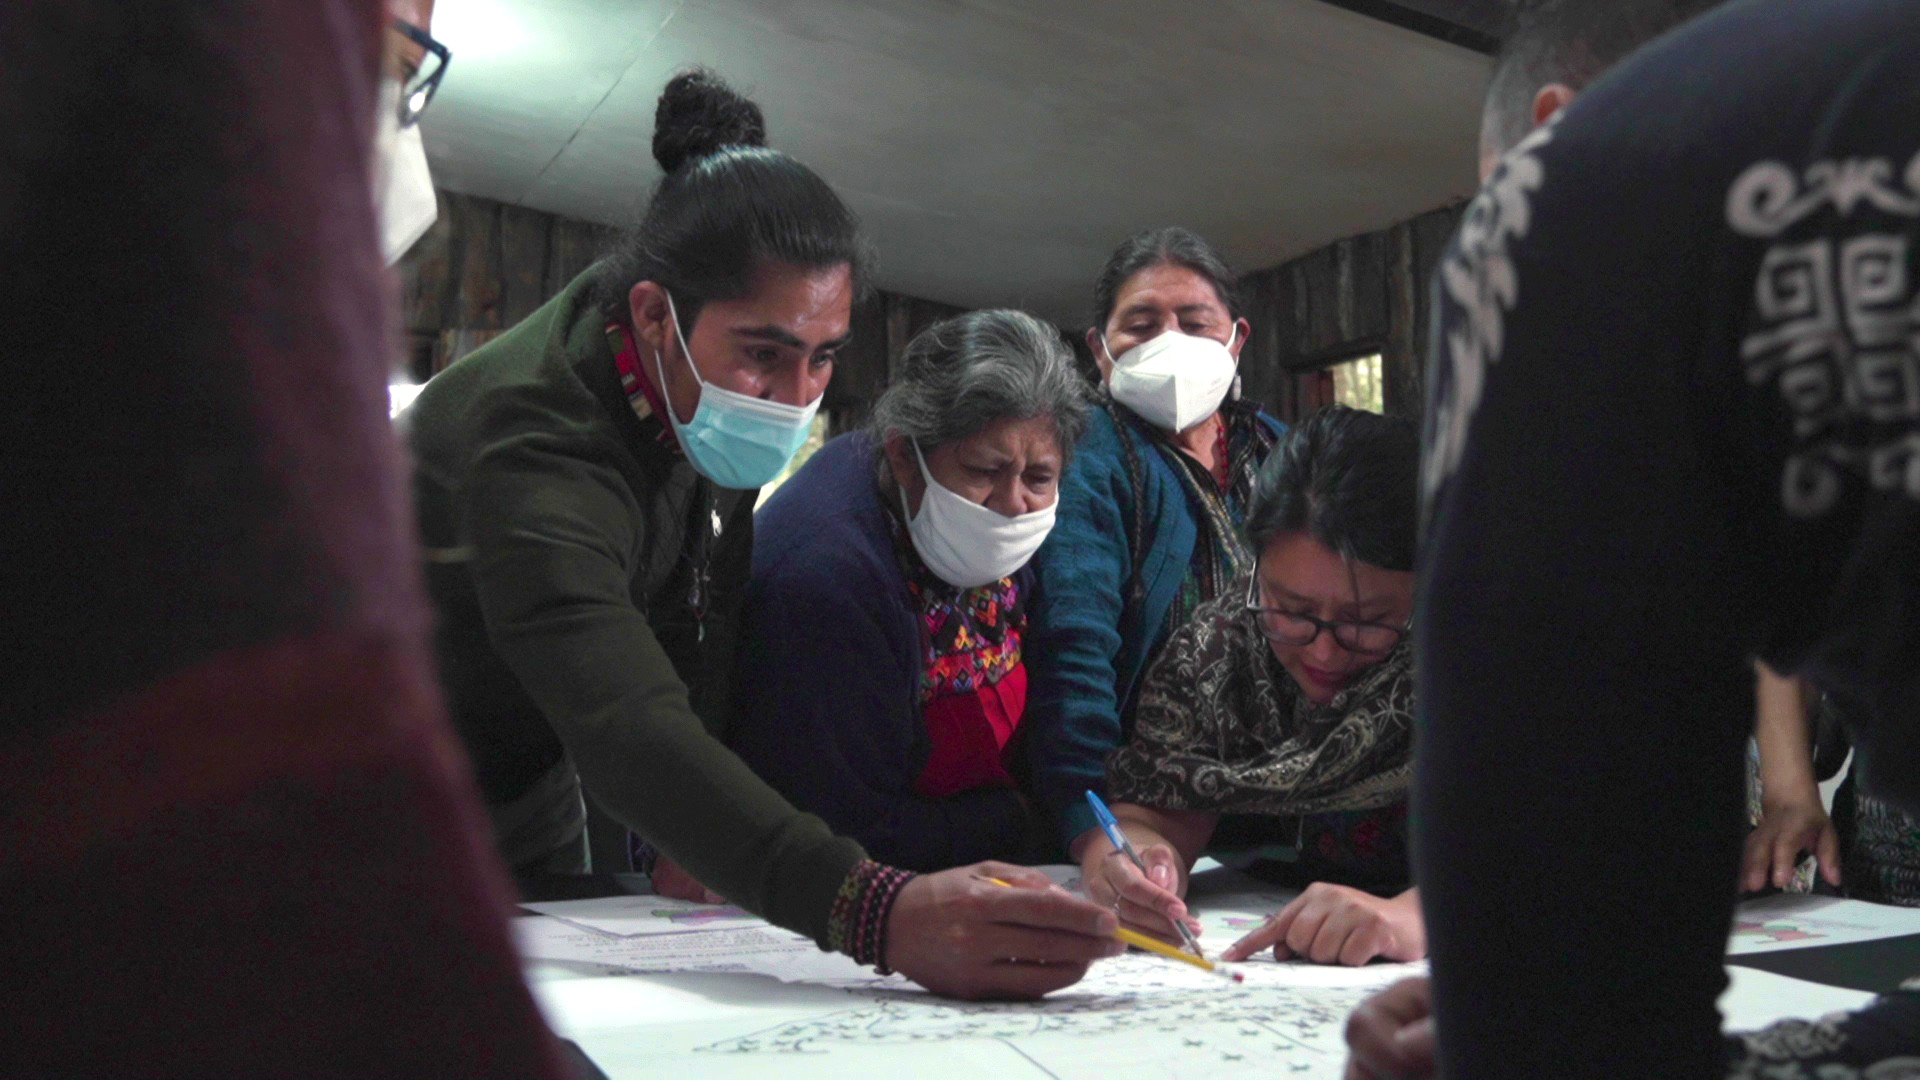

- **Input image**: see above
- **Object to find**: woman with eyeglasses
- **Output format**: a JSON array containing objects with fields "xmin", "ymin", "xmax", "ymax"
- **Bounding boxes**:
[{"xmin": 1079, "ymin": 405, "xmax": 1425, "ymax": 967}]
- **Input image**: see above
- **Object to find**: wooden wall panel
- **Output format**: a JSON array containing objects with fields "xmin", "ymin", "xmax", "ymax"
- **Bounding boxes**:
[
  {"xmin": 498, "ymin": 204, "xmax": 553, "ymax": 326},
  {"xmin": 396, "ymin": 189, "xmax": 1466, "ymax": 430},
  {"xmin": 823, "ymin": 294, "xmax": 892, "ymax": 434},
  {"xmin": 397, "ymin": 189, "xmax": 969, "ymax": 418},
  {"xmin": 1338, "ymin": 228, "xmax": 1392, "ymax": 348},
  {"xmin": 1234, "ymin": 199, "xmax": 1466, "ymax": 425},
  {"xmin": 397, "ymin": 190, "xmax": 456, "ymax": 336},
  {"xmin": 1402, "ymin": 202, "xmax": 1467, "ymax": 416},
  {"xmin": 545, "ymin": 219, "xmax": 610, "ymax": 299},
  {"xmin": 826, "ymin": 293, "xmax": 965, "ymax": 436},
  {"xmin": 1235, "ymin": 267, "xmax": 1288, "ymax": 418},
  {"xmin": 448, "ymin": 192, "xmax": 504, "ymax": 334}
]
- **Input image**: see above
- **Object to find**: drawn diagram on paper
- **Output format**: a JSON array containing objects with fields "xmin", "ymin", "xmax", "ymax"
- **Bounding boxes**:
[
  {"xmin": 525, "ymin": 863, "xmax": 1419, "ymax": 1079},
  {"xmin": 693, "ymin": 955, "xmax": 1416, "ymax": 1079},
  {"xmin": 1727, "ymin": 894, "xmax": 1920, "ymax": 955},
  {"xmin": 513, "ymin": 917, "xmax": 812, "ymax": 975},
  {"xmin": 1732, "ymin": 919, "xmax": 1826, "ymax": 946},
  {"xmin": 521, "ymin": 894, "xmax": 767, "ymax": 936},
  {"xmin": 654, "ymin": 904, "xmax": 754, "ymax": 927}
]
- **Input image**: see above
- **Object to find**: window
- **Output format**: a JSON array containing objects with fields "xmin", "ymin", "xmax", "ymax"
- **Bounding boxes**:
[
  {"xmin": 1330, "ymin": 352, "xmax": 1386, "ymax": 413},
  {"xmin": 1290, "ymin": 352, "xmax": 1386, "ymax": 419}
]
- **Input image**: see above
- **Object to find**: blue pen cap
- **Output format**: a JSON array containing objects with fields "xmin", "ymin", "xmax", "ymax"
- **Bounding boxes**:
[{"xmin": 1084, "ymin": 789, "xmax": 1122, "ymax": 833}]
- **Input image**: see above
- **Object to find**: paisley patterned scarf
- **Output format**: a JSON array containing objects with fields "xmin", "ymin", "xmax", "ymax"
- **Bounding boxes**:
[{"xmin": 1108, "ymin": 576, "xmax": 1413, "ymax": 817}]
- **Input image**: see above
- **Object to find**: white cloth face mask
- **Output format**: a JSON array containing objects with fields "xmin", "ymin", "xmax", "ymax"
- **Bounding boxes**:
[
  {"xmin": 900, "ymin": 440, "xmax": 1057, "ymax": 589},
  {"xmin": 373, "ymin": 79, "xmax": 439, "ymax": 265},
  {"xmin": 1102, "ymin": 325, "xmax": 1240, "ymax": 433}
]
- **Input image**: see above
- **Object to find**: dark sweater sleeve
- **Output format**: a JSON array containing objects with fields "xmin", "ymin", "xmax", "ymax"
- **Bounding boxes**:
[
  {"xmin": 1416, "ymin": 79, "xmax": 1755, "ymax": 1080},
  {"xmin": 1024, "ymin": 433, "xmax": 1137, "ymax": 847},
  {"xmin": 1419, "ymin": 7, "xmax": 1920, "ymax": 1076},
  {"xmin": 458, "ymin": 438, "xmax": 863, "ymax": 945},
  {"xmin": 731, "ymin": 556, "xmax": 1030, "ymax": 871}
]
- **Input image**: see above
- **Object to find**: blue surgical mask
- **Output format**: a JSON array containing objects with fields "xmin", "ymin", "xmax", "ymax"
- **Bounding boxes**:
[{"xmin": 651, "ymin": 292, "xmax": 823, "ymax": 490}]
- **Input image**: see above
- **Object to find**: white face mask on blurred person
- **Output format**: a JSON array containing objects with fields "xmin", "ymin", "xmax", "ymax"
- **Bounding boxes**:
[
  {"xmin": 372, "ymin": 79, "xmax": 438, "ymax": 266},
  {"xmin": 1102, "ymin": 326, "xmax": 1240, "ymax": 434}
]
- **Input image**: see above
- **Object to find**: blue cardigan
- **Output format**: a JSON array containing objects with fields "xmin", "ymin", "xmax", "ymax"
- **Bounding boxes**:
[
  {"xmin": 729, "ymin": 432, "xmax": 1032, "ymax": 871},
  {"xmin": 1024, "ymin": 403, "xmax": 1285, "ymax": 848}
]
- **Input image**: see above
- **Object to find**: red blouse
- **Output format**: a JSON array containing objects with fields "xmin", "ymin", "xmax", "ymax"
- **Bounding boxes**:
[{"xmin": 896, "ymin": 520, "xmax": 1029, "ymax": 799}]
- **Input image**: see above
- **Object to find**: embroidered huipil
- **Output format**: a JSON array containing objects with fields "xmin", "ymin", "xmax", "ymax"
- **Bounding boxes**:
[{"xmin": 732, "ymin": 432, "xmax": 1037, "ymax": 870}]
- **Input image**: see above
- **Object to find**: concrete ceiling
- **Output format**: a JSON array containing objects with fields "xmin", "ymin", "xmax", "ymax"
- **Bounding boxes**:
[{"xmin": 424, "ymin": 0, "xmax": 1490, "ymax": 326}]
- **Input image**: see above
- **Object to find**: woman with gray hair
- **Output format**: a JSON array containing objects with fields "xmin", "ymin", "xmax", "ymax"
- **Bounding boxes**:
[{"xmin": 730, "ymin": 309, "xmax": 1092, "ymax": 870}]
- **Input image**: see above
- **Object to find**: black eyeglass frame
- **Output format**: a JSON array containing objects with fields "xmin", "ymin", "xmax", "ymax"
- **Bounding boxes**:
[
  {"xmin": 1242, "ymin": 573, "xmax": 1409, "ymax": 657},
  {"xmin": 392, "ymin": 19, "xmax": 452, "ymax": 129}
]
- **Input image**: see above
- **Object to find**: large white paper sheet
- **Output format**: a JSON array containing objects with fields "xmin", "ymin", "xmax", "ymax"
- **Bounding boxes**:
[
  {"xmin": 1728, "ymin": 894, "xmax": 1920, "ymax": 954},
  {"xmin": 522, "ymin": 895, "xmax": 766, "ymax": 936},
  {"xmin": 534, "ymin": 952, "xmax": 1423, "ymax": 1080},
  {"xmin": 531, "ymin": 959, "xmax": 1877, "ymax": 1080},
  {"xmin": 512, "ymin": 916, "xmax": 813, "ymax": 976},
  {"xmin": 516, "ymin": 864, "xmax": 1902, "ymax": 1079}
]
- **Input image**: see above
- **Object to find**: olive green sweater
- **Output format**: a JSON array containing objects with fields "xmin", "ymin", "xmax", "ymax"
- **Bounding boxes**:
[{"xmin": 405, "ymin": 267, "xmax": 864, "ymax": 945}]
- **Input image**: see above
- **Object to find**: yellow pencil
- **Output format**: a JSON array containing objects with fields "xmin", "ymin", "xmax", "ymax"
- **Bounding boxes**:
[
  {"xmin": 973, "ymin": 876, "xmax": 1243, "ymax": 983},
  {"xmin": 1113, "ymin": 927, "xmax": 1242, "ymax": 981}
]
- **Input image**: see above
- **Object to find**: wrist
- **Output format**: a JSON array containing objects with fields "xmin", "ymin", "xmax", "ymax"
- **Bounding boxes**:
[
  {"xmin": 1759, "ymin": 787, "xmax": 1823, "ymax": 814},
  {"xmin": 1758, "ymin": 768, "xmax": 1819, "ymax": 800},
  {"xmin": 827, "ymin": 860, "xmax": 917, "ymax": 974},
  {"xmin": 1067, "ymin": 826, "xmax": 1103, "ymax": 863}
]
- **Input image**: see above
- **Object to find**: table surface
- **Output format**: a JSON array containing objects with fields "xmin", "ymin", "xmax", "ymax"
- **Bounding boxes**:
[
  {"xmin": 518, "ymin": 864, "xmax": 1912, "ymax": 1076},
  {"xmin": 516, "ymin": 872, "xmax": 1920, "ymax": 996}
]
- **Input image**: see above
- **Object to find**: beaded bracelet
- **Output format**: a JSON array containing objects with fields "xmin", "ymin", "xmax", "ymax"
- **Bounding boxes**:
[{"xmin": 827, "ymin": 859, "xmax": 918, "ymax": 974}]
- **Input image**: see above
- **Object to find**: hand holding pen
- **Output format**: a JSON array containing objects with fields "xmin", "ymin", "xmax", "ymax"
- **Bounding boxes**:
[{"xmin": 1081, "ymin": 790, "xmax": 1206, "ymax": 957}]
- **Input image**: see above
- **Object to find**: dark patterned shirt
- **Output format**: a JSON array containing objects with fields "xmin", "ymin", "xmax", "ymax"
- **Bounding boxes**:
[{"xmin": 1416, "ymin": 4, "xmax": 1920, "ymax": 1076}]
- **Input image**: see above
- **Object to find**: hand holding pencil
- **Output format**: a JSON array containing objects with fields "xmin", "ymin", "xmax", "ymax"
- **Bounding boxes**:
[{"xmin": 886, "ymin": 862, "xmax": 1122, "ymax": 1001}]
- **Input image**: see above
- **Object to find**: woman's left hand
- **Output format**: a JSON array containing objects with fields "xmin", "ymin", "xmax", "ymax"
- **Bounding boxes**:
[{"xmin": 1221, "ymin": 884, "xmax": 1424, "ymax": 966}]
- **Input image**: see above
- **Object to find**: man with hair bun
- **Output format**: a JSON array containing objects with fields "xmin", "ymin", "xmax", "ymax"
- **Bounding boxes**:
[{"xmin": 407, "ymin": 69, "xmax": 1120, "ymax": 1000}]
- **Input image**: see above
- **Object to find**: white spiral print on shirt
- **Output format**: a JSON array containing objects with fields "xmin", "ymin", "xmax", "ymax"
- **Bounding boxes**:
[
  {"xmin": 1727, "ymin": 151, "xmax": 1920, "ymax": 518},
  {"xmin": 1423, "ymin": 122, "xmax": 1555, "ymax": 503}
]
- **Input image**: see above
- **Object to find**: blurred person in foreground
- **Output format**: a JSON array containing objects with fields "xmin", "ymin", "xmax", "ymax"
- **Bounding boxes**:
[
  {"xmin": 1, "ymin": 2, "xmax": 567, "ymax": 1075},
  {"xmin": 1344, "ymin": 1, "xmax": 1920, "ymax": 1077}
]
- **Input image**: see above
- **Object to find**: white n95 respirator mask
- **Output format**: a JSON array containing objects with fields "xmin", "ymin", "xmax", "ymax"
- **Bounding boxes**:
[{"xmin": 1103, "ymin": 327, "xmax": 1240, "ymax": 434}]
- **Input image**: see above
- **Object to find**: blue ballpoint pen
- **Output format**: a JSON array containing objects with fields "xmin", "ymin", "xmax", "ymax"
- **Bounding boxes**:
[{"xmin": 1084, "ymin": 789, "xmax": 1206, "ymax": 959}]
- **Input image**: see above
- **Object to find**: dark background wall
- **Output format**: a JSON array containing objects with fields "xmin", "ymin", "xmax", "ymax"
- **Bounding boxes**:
[
  {"xmin": 394, "ymin": 189, "xmax": 963, "ymax": 437},
  {"xmin": 1236, "ymin": 200, "xmax": 1466, "ymax": 423},
  {"xmin": 396, "ymin": 189, "xmax": 1465, "ymax": 431}
]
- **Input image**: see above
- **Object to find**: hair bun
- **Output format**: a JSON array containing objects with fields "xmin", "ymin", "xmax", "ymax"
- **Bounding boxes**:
[{"xmin": 652, "ymin": 69, "xmax": 767, "ymax": 174}]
